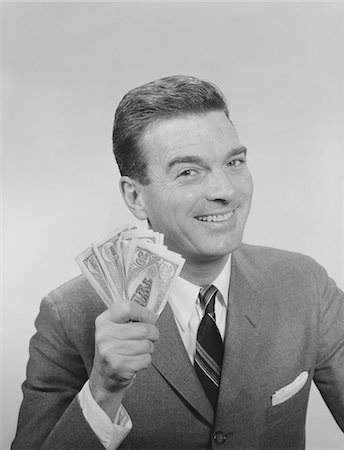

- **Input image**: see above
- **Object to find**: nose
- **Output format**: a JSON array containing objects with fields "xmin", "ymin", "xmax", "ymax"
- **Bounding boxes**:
[{"xmin": 204, "ymin": 169, "xmax": 235, "ymax": 203}]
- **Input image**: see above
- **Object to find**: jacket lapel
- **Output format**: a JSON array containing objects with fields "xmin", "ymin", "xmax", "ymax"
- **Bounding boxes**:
[
  {"xmin": 152, "ymin": 303, "xmax": 214, "ymax": 426},
  {"xmin": 217, "ymin": 248, "xmax": 264, "ymax": 408},
  {"xmin": 152, "ymin": 246, "xmax": 265, "ymax": 424}
]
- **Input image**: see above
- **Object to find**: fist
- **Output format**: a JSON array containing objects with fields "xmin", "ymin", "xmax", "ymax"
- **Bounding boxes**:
[{"xmin": 90, "ymin": 301, "xmax": 159, "ymax": 397}]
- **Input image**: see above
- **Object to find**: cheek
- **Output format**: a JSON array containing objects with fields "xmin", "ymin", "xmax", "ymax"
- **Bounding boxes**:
[
  {"xmin": 143, "ymin": 184, "xmax": 179, "ymax": 219},
  {"xmin": 143, "ymin": 180, "xmax": 203, "ymax": 226},
  {"xmin": 238, "ymin": 171, "xmax": 254, "ymax": 200},
  {"xmin": 162, "ymin": 193, "xmax": 194, "ymax": 223},
  {"xmin": 247, "ymin": 175, "xmax": 254, "ymax": 202},
  {"xmin": 177, "ymin": 187, "xmax": 199, "ymax": 205},
  {"xmin": 159, "ymin": 183, "xmax": 199, "ymax": 208}
]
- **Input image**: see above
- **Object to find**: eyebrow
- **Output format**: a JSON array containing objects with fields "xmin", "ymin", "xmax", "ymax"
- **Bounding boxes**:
[{"xmin": 166, "ymin": 145, "xmax": 247, "ymax": 172}]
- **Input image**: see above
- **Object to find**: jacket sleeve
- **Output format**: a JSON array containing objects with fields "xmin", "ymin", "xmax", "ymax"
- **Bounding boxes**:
[
  {"xmin": 11, "ymin": 295, "xmax": 105, "ymax": 450},
  {"xmin": 312, "ymin": 261, "xmax": 344, "ymax": 432}
]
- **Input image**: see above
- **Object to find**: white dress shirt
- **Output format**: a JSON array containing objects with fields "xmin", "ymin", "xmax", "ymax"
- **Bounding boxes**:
[
  {"xmin": 168, "ymin": 256, "xmax": 231, "ymax": 361},
  {"xmin": 78, "ymin": 255, "xmax": 231, "ymax": 449}
]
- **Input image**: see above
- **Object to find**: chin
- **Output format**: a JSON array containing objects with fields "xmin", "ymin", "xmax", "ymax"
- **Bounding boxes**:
[
  {"xmin": 204, "ymin": 237, "xmax": 242, "ymax": 256},
  {"xmin": 195, "ymin": 247, "xmax": 233, "ymax": 262}
]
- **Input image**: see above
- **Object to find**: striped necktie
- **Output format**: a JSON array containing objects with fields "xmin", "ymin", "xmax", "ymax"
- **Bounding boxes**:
[{"xmin": 194, "ymin": 285, "xmax": 224, "ymax": 409}]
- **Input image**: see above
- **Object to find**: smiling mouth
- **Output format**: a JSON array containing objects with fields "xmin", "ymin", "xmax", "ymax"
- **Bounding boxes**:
[{"xmin": 195, "ymin": 211, "xmax": 234, "ymax": 223}]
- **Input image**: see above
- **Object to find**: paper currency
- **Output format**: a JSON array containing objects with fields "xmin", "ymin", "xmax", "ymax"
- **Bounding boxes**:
[
  {"xmin": 75, "ymin": 247, "xmax": 113, "ymax": 308},
  {"xmin": 76, "ymin": 224, "xmax": 185, "ymax": 316},
  {"xmin": 92, "ymin": 225, "xmax": 131, "ymax": 302},
  {"xmin": 125, "ymin": 239, "xmax": 184, "ymax": 316}
]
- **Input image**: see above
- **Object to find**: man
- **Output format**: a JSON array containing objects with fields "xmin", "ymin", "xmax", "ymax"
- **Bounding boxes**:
[{"xmin": 12, "ymin": 76, "xmax": 344, "ymax": 449}]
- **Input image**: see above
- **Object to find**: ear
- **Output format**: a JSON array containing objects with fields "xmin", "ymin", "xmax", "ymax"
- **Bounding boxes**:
[{"xmin": 119, "ymin": 176, "xmax": 148, "ymax": 220}]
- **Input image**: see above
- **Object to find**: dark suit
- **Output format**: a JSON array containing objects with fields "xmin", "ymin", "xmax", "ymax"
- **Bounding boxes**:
[{"xmin": 12, "ymin": 244, "xmax": 344, "ymax": 449}]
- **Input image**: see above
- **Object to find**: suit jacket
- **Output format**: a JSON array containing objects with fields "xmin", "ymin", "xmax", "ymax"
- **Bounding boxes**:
[{"xmin": 12, "ymin": 244, "xmax": 344, "ymax": 450}]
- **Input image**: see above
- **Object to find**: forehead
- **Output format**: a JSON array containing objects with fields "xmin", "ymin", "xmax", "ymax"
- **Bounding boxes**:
[{"xmin": 140, "ymin": 111, "xmax": 240, "ymax": 167}]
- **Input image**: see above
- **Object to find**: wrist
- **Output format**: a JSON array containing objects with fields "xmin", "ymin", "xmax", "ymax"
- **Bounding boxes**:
[{"xmin": 89, "ymin": 378, "xmax": 127, "ymax": 422}]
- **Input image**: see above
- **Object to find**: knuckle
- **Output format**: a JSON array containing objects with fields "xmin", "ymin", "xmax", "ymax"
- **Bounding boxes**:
[
  {"xmin": 95, "ymin": 314, "xmax": 104, "ymax": 328},
  {"xmin": 142, "ymin": 339, "xmax": 151, "ymax": 353},
  {"xmin": 136, "ymin": 323, "xmax": 149, "ymax": 339},
  {"xmin": 107, "ymin": 354, "xmax": 122, "ymax": 372},
  {"xmin": 109, "ymin": 301, "xmax": 131, "ymax": 323},
  {"xmin": 98, "ymin": 345, "xmax": 110, "ymax": 362},
  {"xmin": 142, "ymin": 353, "xmax": 152, "ymax": 368},
  {"xmin": 121, "ymin": 301, "xmax": 132, "ymax": 316},
  {"xmin": 110, "ymin": 356, "xmax": 122, "ymax": 372},
  {"xmin": 123, "ymin": 301, "xmax": 132, "ymax": 313},
  {"xmin": 97, "ymin": 343, "xmax": 120, "ymax": 366},
  {"xmin": 95, "ymin": 324, "xmax": 110, "ymax": 343},
  {"xmin": 94, "ymin": 329, "xmax": 105, "ymax": 345},
  {"xmin": 142, "ymin": 323, "xmax": 150, "ymax": 337}
]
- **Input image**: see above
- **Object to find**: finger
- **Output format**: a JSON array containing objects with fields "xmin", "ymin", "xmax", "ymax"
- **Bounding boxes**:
[
  {"xmin": 102, "ymin": 301, "xmax": 158, "ymax": 325},
  {"xmin": 126, "ymin": 353, "xmax": 153, "ymax": 372},
  {"xmin": 105, "ymin": 322, "xmax": 160, "ymax": 342},
  {"xmin": 112, "ymin": 339, "xmax": 155, "ymax": 357},
  {"xmin": 108, "ymin": 353, "xmax": 153, "ymax": 375}
]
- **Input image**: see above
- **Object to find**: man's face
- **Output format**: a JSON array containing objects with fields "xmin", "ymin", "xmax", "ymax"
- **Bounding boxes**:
[{"xmin": 138, "ymin": 110, "xmax": 253, "ymax": 266}]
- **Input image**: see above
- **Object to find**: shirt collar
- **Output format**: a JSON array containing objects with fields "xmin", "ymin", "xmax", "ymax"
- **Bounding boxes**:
[{"xmin": 168, "ymin": 255, "xmax": 232, "ymax": 331}]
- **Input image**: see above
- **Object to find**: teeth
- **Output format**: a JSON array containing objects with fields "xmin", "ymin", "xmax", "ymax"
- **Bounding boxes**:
[{"xmin": 196, "ymin": 211, "xmax": 234, "ymax": 222}]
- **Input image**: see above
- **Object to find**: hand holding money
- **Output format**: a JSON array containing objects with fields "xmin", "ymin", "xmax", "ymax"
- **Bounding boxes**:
[
  {"xmin": 89, "ymin": 301, "xmax": 159, "ymax": 421},
  {"xmin": 76, "ymin": 224, "xmax": 185, "ymax": 315},
  {"xmin": 76, "ymin": 224, "xmax": 184, "ymax": 417}
]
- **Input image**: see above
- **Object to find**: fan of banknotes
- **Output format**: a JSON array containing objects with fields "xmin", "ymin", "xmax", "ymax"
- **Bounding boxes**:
[{"xmin": 76, "ymin": 224, "xmax": 185, "ymax": 316}]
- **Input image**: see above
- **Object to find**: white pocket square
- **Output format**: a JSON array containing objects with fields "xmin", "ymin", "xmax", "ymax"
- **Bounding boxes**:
[{"xmin": 271, "ymin": 371, "xmax": 309, "ymax": 406}]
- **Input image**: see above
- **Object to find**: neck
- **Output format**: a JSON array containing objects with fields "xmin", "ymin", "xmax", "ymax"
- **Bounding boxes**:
[{"xmin": 180, "ymin": 254, "xmax": 230, "ymax": 286}]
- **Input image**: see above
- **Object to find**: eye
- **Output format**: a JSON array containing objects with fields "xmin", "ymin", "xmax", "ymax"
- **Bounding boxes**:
[
  {"xmin": 177, "ymin": 168, "xmax": 198, "ymax": 177},
  {"xmin": 227, "ymin": 158, "xmax": 246, "ymax": 167}
]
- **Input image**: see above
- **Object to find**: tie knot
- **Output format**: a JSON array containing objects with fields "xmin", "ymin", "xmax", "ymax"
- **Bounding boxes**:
[{"xmin": 198, "ymin": 284, "xmax": 218, "ymax": 313}]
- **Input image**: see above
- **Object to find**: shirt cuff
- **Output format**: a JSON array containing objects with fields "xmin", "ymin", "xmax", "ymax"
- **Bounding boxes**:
[{"xmin": 78, "ymin": 380, "xmax": 132, "ymax": 449}]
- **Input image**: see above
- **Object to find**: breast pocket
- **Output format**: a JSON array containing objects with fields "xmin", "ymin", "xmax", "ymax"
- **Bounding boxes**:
[{"xmin": 267, "ymin": 370, "xmax": 311, "ymax": 425}]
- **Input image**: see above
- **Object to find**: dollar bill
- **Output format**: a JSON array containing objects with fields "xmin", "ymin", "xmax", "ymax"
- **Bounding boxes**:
[
  {"xmin": 125, "ymin": 239, "xmax": 185, "ymax": 315},
  {"xmin": 76, "ymin": 223, "xmax": 185, "ymax": 316},
  {"xmin": 75, "ymin": 247, "xmax": 113, "ymax": 308},
  {"xmin": 92, "ymin": 225, "xmax": 132, "ymax": 302},
  {"xmin": 120, "ymin": 229, "xmax": 163, "ymax": 275},
  {"xmin": 121, "ymin": 229, "xmax": 162, "ymax": 246}
]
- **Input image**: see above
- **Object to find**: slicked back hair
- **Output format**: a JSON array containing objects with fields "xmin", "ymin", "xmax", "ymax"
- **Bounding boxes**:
[{"xmin": 112, "ymin": 75, "xmax": 230, "ymax": 185}]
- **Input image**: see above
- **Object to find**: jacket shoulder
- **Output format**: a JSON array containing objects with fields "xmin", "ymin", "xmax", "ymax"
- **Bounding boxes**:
[
  {"xmin": 40, "ymin": 275, "xmax": 106, "ymax": 347},
  {"xmin": 235, "ymin": 243, "xmax": 324, "ymax": 287},
  {"xmin": 238, "ymin": 243, "xmax": 316, "ymax": 265},
  {"xmin": 48, "ymin": 274, "xmax": 103, "ymax": 308}
]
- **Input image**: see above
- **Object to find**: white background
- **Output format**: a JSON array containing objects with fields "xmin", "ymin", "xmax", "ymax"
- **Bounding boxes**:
[{"xmin": 1, "ymin": 2, "xmax": 344, "ymax": 449}]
